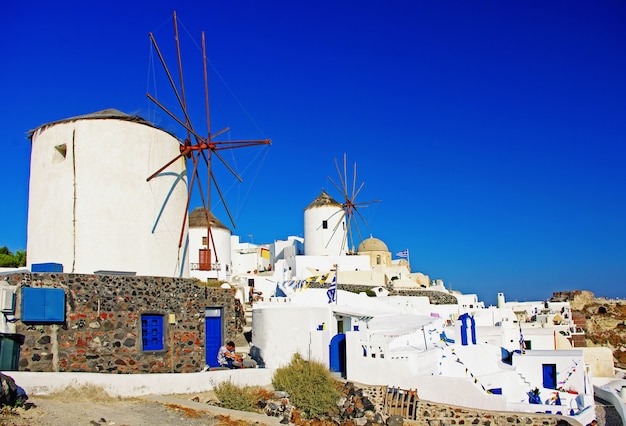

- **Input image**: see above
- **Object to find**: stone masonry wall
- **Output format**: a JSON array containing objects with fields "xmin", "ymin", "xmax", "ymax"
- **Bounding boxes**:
[
  {"xmin": 356, "ymin": 384, "xmax": 580, "ymax": 426},
  {"xmin": 2, "ymin": 273, "xmax": 238, "ymax": 374}
]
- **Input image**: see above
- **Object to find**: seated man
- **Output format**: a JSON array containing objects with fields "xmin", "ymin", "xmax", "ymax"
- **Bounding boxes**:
[{"xmin": 217, "ymin": 341, "xmax": 242, "ymax": 369}]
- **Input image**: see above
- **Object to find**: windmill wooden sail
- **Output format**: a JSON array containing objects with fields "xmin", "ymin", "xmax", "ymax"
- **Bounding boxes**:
[{"xmin": 146, "ymin": 11, "xmax": 271, "ymax": 270}]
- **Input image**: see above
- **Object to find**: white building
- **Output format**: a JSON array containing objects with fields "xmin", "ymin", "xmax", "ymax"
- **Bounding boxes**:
[
  {"xmin": 27, "ymin": 109, "xmax": 189, "ymax": 278},
  {"xmin": 251, "ymin": 288, "xmax": 597, "ymax": 425},
  {"xmin": 238, "ymin": 187, "xmax": 600, "ymax": 424},
  {"xmin": 188, "ymin": 207, "xmax": 232, "ymax": 281},
  {"xmin": 228, "ymin": 193, "xmax": 435, "ymax": 304}
]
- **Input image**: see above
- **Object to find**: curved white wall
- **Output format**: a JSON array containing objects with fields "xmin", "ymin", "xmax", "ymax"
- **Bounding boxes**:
[
  {"xmin": 303, "ymin": 204, "xmax": 345, "ymax": 256},
  {"xmin": 27, "ymin": 118, "xmax": 190, "ymax": 277}
]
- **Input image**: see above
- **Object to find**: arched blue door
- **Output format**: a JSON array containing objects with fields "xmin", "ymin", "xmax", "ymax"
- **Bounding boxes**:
[{"xmin": 329, "ymin": 334, "xmax": 346, "ymax": 376}]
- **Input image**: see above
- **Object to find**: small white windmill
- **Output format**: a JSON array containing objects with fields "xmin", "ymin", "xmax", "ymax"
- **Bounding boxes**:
[{"xmin": 327, "ymin": 154, "xmax": 381, "ymax": 254}]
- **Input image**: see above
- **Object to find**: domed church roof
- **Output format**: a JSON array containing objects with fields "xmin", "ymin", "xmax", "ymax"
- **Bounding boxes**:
[
  {"xmin": 357, "ymin": 236, "xmax": 389, "ymax": 253},
  {"xmin": 189, "ymin": 207, "xmax": 229, "ymax": 231},
  {"xmin": 305, "ymin": 189, "xmax": 342, "ymax": 210}
]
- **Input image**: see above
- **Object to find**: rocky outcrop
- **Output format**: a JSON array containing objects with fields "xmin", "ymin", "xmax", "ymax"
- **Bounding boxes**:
[
  {"xmin": 0, "ymin": 373, "xmax": 28, "ymax": 407},
  {"xmin": 556, "ymin": 290, "xmax": 626, "ymax": 369}
]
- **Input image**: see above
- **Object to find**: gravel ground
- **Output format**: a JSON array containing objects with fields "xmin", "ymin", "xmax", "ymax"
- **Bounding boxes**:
[
  {"xmin": 0, "ymin": 388, "xmax": 269, "ymax": 426},
  {"xmin": 594, "ymin": 397, "xmax": 622, "ymax": 426},
  {"xmin": 1, "ymin": 397, "xmax": 222, "ymax": 426}
]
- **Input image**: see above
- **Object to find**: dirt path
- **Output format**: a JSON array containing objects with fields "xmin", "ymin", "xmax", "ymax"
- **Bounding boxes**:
[
  {"xmin": 0, "ymin": 389, "xmax": 272, "ymax": 426},
  {"xmin": 1, "ymin": 397, "xmax": 220, "ymax": 426}
]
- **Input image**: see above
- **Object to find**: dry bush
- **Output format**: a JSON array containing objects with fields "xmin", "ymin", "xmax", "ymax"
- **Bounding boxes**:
[
  {"xmin": 45, "ymin": 384, "xmax": 116, "ymax": 402},
  {"xmin": 213, "ymin": 381, "xmax": 260, "ymax": 412},
  {"xmin": 271, "ymin": 353, "xmax": 339, "ymax": 419}
]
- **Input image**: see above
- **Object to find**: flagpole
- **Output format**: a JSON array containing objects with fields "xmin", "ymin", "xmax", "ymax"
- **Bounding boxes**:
[
  {"xmin": 335, "ymin": 263, "xmax": 338, "ymax": 304},
  {"xmin": 327, "ymin": 264, "xmax": 338, "ymax": 304}
]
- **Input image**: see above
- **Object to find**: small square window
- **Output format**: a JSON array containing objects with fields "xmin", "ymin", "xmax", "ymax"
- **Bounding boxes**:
[{"xmin": 322, "ymin": 220, "xmax": 328, "ymax": 229}]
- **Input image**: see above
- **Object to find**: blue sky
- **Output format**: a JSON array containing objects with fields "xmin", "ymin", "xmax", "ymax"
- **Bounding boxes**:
[{"xmin": 2, "ymin": 1, "xmax": 625, "ymax": 305}]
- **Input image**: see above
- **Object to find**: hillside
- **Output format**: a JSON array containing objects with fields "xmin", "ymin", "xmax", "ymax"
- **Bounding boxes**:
[{"xmin": 567, "ymin": 290, "xmax": 626, "ymax": 369}]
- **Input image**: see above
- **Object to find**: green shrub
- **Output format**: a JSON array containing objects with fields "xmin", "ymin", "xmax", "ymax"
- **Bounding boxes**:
[
  {"xmin": 213, "ymin": 380, "xmax": 259, "ymax": 412},
  {"xmin": 271, "ymin": 353, "xmax": 339, "ymax": 419}
]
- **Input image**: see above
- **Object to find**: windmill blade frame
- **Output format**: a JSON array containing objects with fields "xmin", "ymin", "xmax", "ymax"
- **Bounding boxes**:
[
  {"xmin": 327, "ymin": 153, "xmax": 381, "ymax": 254},
  {"xmin": 145, "ymin": 11, "xmax": 271, "ymax": 269}
]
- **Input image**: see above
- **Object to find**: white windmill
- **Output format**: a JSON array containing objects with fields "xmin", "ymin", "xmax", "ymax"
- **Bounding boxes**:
[{"xmin": 303, "ymin": 154, "xmax": 380, "ymax": 256}]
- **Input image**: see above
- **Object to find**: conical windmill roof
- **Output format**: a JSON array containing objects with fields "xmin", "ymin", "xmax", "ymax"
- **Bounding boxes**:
[
  {"xmin": 27, "ymin": 108, "xmax": 176, "ymax": 138},
  {"xmin": 189, "ymin": 207, "xmax": 230, "ymax": 231},
  {"xmin": 305, "ymin": 190, "xmax": 341, "ymax": 210}
]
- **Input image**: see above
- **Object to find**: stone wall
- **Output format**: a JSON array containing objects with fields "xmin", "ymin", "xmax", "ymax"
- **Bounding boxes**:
[
  {"xmin": 351, "ymin": 383, "xmax": 580, "ymax": 426},
  {"xmin": 2, "ymin": 273, "xmax": 239, "ymax": 374}
]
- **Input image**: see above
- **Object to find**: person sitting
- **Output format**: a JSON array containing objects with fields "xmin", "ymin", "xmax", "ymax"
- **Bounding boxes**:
[{"xmin": 217, "ymin": 341, "xmax": 242, "ymax": 369}]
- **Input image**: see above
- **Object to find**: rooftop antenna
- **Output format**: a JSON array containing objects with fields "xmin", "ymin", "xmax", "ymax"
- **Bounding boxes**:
[{"xmin": 146, "ymin": 11, "xmax": 271, "ymax": 269}]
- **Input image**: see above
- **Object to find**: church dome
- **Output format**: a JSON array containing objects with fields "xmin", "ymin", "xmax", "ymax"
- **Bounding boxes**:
[{"xmin": 357, "ymin": 236, "xmax": 388, "ymax": 253}]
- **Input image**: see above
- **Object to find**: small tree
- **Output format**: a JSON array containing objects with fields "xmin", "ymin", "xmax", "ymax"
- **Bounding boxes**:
[
  {"xmin": 14, "ymin": 250, "xmax": 26, "ymax": 267},
  {"xmin": 0, "ymin": 246, "xmax": 25, "ymax": 268},
  {"xmin": 272, "ymin": 353, "xmax": 339, "ymax": 419}
]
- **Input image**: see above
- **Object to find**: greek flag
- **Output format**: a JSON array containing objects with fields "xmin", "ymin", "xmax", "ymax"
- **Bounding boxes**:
[
  {"xmin": 396, "ymin": 249, "xmax": 409, "ymax": 258},
  {"xmin": 327, "ymin": 274, "xmax": 337, "ymax": 304}
]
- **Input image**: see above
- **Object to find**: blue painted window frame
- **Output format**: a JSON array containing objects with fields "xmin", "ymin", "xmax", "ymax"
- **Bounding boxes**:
[{"xmin": 141, "ymin": 314, "xmax": 164, "ymax": 351}]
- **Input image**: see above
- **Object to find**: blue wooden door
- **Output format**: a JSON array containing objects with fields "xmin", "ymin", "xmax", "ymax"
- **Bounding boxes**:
[
  {"xmin": 205, "ymin": 308, "xmax": 223, "ymax": 368},
  {"xmin": 329, "ymin": 334, "xmax": 346, "ymax": 376},
  {"xmin": 542, "ymin": 364, "xmax": 557, "ymax": 389}
]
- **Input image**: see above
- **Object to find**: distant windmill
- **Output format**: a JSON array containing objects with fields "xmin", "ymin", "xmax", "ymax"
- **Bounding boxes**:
[
  {"xmin": 327, "ymin": 154, "xmax": 380, "ymax": 253},
  {"xmin": 146, "ymin": 11, "xmax": 271, "ymax": 269}
]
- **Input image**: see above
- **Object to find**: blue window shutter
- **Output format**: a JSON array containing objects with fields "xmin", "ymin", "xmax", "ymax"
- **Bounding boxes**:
[
  {"xmin": 21, "ymin": 287, "xmax": 66, "ymax": 323},
  {"xmin": 141, "ymin": 315, "xmax": 164, "ymax": 351}
]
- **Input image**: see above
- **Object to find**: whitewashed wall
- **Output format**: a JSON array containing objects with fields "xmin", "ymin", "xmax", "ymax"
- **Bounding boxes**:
[
  {"xmin": 289, "ymin": 255, "xmax": 370, "ymax": 279},
  {"xmin": 512, "ymin": 350, "xmax": 587, "ymax": 395},
  {"xmin": 28, "ymin": 118, "xmax": 189, "ymax": 277},
  {"xmin": 304, "ymin": 203, "xmax": 345, "ymax": 256},
  {"xmin": 344, "ymin": 332, "xmax": 509, "ymax": 411},
  {"xmin": 252, "ymin": 303, "xmax": 334, "ymax": 369}
]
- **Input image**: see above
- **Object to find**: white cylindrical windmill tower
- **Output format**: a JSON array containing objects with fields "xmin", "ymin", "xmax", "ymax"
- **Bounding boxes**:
[
  {"xmin": 497, "ymin": 292, "xmax": 506, "ymax": 308},
  {"xmin": 188, "ymin": 207, "xmax": 232, "ymax": 281},
  {"xmin": 26, "ymin": 109, "xmax": 190, "ymax": 277},
  {"xmin": 304, "ymin": 190, "xmax": 346, "ymax": 256}
]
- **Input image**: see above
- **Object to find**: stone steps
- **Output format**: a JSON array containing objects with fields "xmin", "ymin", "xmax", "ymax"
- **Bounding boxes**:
[{"xmin": 234, "ymin": 303, "xmax": 253, "ymax": 356}]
